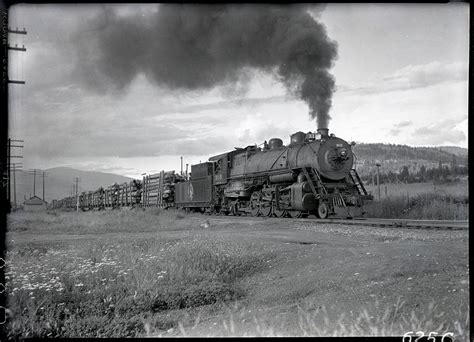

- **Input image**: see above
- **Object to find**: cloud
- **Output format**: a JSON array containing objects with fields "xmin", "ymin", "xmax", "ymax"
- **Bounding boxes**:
[
  {"xmin": 389, "ymin": 120, "xmax": 412, "ymax": 136},
  {"xmin": 65, "ymin": 163, "xmax": 137, "ymax": 175},
  {"xmin": 408, "ymin": 116, "xmax": 467, "ymax": 145},
  {"xmin": 338, "ymin": 61, "xmax": 467, "ymax": 96},
  {"xmin": 167, "ymin": 96, "xmax": 288, "ymax": 115}
]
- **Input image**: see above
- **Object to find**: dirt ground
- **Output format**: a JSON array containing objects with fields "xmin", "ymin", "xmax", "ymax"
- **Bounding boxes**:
[{"xmin": 7, "ymin": 214, "xmax": 469, "ymax": 337}]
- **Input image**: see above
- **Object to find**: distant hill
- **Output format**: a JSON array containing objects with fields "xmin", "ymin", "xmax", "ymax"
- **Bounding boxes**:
[
  {"xmin": 352, "ymin": 143, "xmax": 468, "ymax": 178},
  {"xmin": 437, "ymin": 146, "xmax": 468, "ymax": 157},
  {"xmin": 10, "ymin": 167, "xmax": 134, "ymax": 204}
]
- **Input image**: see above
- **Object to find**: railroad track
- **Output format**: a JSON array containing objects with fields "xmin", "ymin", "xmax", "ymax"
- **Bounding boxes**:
[
  {"xmin": 189, "ymin": 214, "xmax": 469, "ymax": 231},
  {"xmin": 300, "ymin": 217, "xmax": 469, "ymax": 230}
]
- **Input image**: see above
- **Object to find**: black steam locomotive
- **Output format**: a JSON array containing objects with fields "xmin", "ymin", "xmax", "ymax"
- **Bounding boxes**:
[
  {"xmin": 175, "ymin": 128, "xmax": 372, "ymax": 218},
  {"xmin": 52, "ymin": 128, "xmax": 372, "ymax": 218}
]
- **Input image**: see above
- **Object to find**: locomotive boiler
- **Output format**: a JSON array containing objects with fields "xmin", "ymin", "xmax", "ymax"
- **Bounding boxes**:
[{"xmin": 175, "ymin": 128, "xmax": 373, "ymax": 218}]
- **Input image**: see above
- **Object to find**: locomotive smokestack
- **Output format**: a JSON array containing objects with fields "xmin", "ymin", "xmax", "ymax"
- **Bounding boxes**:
[{"xmin": 317, "ymin": 128, "xmax": 329, "ymax": 138}]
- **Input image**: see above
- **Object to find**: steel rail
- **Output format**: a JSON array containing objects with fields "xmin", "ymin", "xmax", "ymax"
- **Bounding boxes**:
[{"xmin": 187, "ymin": 214, "xmax": 469, "ymax": 231}]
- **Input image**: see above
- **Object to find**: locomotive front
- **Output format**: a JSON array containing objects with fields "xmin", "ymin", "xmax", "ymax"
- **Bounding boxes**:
[{"xmin": 286, "ymin": 128, "xmax": 354, "ymax": 181}]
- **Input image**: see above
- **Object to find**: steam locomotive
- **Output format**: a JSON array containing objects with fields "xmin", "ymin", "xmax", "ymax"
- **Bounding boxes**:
[
  {"xmin": 174, "ymin": 128, "xmax": 372, "ymax": 218},
  {"xmin": 52, "ymin": 128, "xmax": 372, "ymax": 218}
]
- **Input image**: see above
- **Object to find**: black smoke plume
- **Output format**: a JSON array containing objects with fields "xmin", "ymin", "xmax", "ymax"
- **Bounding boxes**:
[{"xmin": 76, "ymin": 4, "xmax": 338, "ymax": 128}]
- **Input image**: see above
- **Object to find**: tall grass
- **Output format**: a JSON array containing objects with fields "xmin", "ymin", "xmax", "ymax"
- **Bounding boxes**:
[
  {"xmin": 364, "ymin": 193, "xmax": 468, "ymax": 220},
  {"xmin": 365, "ymin": 180, "xmax": 468, "ymax": 199},
  {"xmin": 7, "ymin": 208, "xmax": 191, "ymax": 234},
  {"xmin": 171, "ymin": 298, "xmax": 470, "ymax": 340},
  {"xmin": 5, "ymin": 236, "xmax": 271, "ymax": 338}
]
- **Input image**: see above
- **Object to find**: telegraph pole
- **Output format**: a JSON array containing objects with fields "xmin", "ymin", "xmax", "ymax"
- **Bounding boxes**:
[
  {"xmin": 26, "ymin": 169, "xmax": 41, "ymax": 198},
  {"xmin": 7, "ymin": 139, "xmax": 23, "ymax": 210},
  {"xmin": 9, "ymin": 162, "xmax": 22, "ymax": 210},
  {"xmin": 41, "ymin": 171, "xmax": 48, "ymax": 201},
  {"xmin": 7, "ymin": 26, "xmax": 27, "ymax": 85},
  {"xmin": 3, "ymin": 14, "xmax": 27, "ymax": 213},
  {"xmin": 376, "ymin": 163, "xmax": 381, "ymax": 200}
]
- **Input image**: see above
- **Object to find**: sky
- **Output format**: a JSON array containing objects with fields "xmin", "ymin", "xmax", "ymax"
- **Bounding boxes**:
[{"xmin": 8, "ymin": 3, "xmax": 469, "ymax": 179}]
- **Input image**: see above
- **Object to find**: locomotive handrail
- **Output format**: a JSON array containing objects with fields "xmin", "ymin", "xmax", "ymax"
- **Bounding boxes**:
[
  {"xmin": 311, "ymin": 167, "xmax": 328, "ymax": 195},
  {"xmin": 302, "ymin": 167, "xmax": 320, "ymax": 199}
]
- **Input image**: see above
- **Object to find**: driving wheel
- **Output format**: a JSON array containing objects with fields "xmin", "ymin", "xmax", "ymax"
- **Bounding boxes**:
[
  {"xmin": 273, "ymin": 205, "xmax": 286, "ymax": 218},
  {"xmin": 260, "ymin": 199, "xmax": 272, "ymax": 217},
  {"xmin": 250, "ymin": 191, "xmax": 261, "ymax": 217},
  {"xmin": 287, "ymin": 210, "xmax": 303, "ymax": 218}
]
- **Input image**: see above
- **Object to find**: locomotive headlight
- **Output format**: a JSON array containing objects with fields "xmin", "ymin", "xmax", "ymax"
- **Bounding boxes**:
[{"xmin": 339, "ymin": 148, "xmax": 348, "ymax": 158}]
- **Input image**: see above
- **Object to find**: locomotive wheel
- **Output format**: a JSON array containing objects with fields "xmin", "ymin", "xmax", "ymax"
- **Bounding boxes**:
[
  {"xmin": 317, "ymin": 201, "xmax": 329, "ymax": 219},
  {"xmin": 273, "ymin": 206, "xmax": 286, "ymax": 218},
  {"xmin": 260, "ymin": 201, "xmax": 272, "ymax": 217},
  {"xmin": 250, "ymin": 192, "xmax": 261, "ymax": 217},
  {"xmin": 287, "ymin": 210, "xmax": 303, "ymax": 218},
  {"xmin": 230, "ymin": 202, "xmax": 240, "ymax": 216}
]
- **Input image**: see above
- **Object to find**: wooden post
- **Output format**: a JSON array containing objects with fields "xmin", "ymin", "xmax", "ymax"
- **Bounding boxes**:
[
  {"xmin": 125, "ymin": 184, "xmax": 128, "ymax": 207},
  {"xmin": 158, "ymin": 170, "xmax": 164, "ymax": 208},
  {"xmin": 142, "ymin": 176, "xmax": 145, "ymax": 208}
]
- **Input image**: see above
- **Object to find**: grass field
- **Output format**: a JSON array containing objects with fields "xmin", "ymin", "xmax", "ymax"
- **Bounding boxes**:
[
  {"xmin": 6, "ymin": 210, "xmax": 275, "ymax": 338},
  {"xmin": 364, "ymin": 181, "xmax": 468, "ymax": 220},
  {"xmin": 365, "ymin": 180, "xmax": 468, "ymax": 198},
  {"xmin": 4, "ymin": 209, "xmax": 469, "ymax": 339}
]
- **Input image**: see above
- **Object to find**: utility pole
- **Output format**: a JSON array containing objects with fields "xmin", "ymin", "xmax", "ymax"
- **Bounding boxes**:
[
  {"xmin": 9, "ymin": 162, "xmax": 22, "ymax": 211},
  {"xmin": 26, "ymin": 169, "xmax": 40, "ymax": 198},
  {"xmin": 7, "ymin": 26, "xmax": 27, "ymax": 85},
  {"xmin": 3, "ymin": 17, "xmax": 27, "ymax": 213},
  {"xmin": 180, "ymin": 156, "xmax": 183, "ymax": 176},
  {"xmin": 6, "ymin": 139, "xmax": 23, "ymax": 211},
  {"xmin": 41, "ymin": 171, "xmax": 48, "ymax": 202},
  {"xmin": 376, "ymin": 163, "xmax": 381, "ymax": 200}
]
